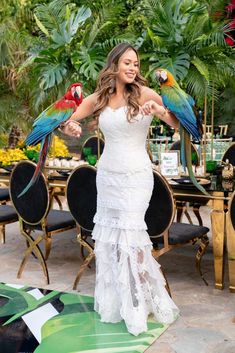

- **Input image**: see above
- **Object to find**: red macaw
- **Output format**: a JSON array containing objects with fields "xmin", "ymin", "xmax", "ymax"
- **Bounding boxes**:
[
  {"xmin": 18, "ymin": 83, "xmax": 83, "ymax": 197},
  {"xmin": 155, "ymin": 69, "xmax": 208, "ymax": 195}
]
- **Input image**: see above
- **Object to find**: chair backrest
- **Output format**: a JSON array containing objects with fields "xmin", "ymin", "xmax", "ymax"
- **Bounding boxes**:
[
  {"xmin": 219, "ymin": 125, "xmax": 228, "ymax": 136},
  {"xmin": 149, "ymin": 124, "xmax": 164, "ymax": 136},
  {"xmin": 10, "ymin": 161, "xmax": 49, "ymax": 224},
  {"xmin": 145, "ymin": 170, "xmax": 175, "ymax": 237},
  {"xmin": 66, "ymin": 165, "xmax": 97, "ymax": 232},
  {"xmin": 203, "ymin": 124, "xmax": 228, "ymax": 136},
  {"xmin": 170, "ymin": 140, "xmax": 200, "ymax": 165},
  {"xmin": 80, "ymin": 135, "xmax": 105, "ymax": 160},
  {"xmin": 0, "ymin": 188, "xmax": 10, "ymax": 203},
  {"xmin": 222, "ymin": 143, "xmax": 235, "ymax": 166},
  {"xmin": 202, "ymin": 124, "xmax": 212, "ymax": 134}
]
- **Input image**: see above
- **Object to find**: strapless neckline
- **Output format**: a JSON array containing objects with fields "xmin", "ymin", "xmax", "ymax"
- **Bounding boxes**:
[{"xmin": 106, "ymin": 105, "xmax": 127, "ymax": 112}]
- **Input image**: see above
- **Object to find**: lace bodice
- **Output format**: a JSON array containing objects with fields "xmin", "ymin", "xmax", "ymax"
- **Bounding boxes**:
[{"xmin": 97, "ymin": 106, "xmax": 153, "ymax": 173}]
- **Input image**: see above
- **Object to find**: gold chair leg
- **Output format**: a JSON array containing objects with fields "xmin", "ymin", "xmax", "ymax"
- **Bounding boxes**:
[
  {"xmin": 184, "ymin": 208, "xmax": 193, "ymax": 224},
  {"xmin": 45, "ymin": 235, "xmax": 52, "ymax": 261},
  {"xmin": 176, "ymin": 201, "xmax": 194, "ymax": 224},
  {"xmin": 54, "ymin": 195, "xmax": 63, "ymax": 210},
  {"xmin": 176, "ymin": 201, "xmax": 185, "ymax": 222},
  {"xmin": 193, "ymin": 204, "xmax": 203, "ymax": 226},
  {"xmin": 73, "ymin": 233, "xmax": 95, "ymax": 290},
  {"xmin": 0, "ymin": 225, "xmax": 5, "ymax": 244},
  {"xmin": 195, "ymin": 235, "xmax": 209, "ymax": 285},
  {"xmin": 18, "ymin": 226, "xmax": 49, "ymax": 284},
  {"xmin": 26, "ymin": 230, "xmax": 37, "ymax": 259}
]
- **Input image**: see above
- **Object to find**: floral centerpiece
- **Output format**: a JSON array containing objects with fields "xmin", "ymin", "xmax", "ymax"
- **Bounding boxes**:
[
  {"xmin": 0, "ymin": 148, "xmax": 27, "ymax": 167},
  {"xmin": 0, "ymin": 136, "xmax": 70, "ymax": 167}
]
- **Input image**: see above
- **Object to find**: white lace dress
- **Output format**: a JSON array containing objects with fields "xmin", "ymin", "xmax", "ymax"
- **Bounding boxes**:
[{"xmin": 92, "ymin": 106, "xmax": 179, "ymax": 336}]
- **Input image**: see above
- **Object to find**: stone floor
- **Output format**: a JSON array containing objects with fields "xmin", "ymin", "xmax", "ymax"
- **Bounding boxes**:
[{"xmin": 0, "ymin": 202, "xmax": 235, "ymax": 353}]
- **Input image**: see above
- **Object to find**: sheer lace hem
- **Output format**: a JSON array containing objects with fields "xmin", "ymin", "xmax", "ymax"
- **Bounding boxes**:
[{"xmin": 94, "ymin": 238, "xmax": 179, "ymax": 336}]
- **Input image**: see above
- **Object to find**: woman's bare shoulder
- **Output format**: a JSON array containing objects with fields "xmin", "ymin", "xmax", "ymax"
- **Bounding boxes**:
[
  {"xmin": 85, "ymin": 92, "xmax": 98, "ymax": 105},
  {"xmin": 139, "ymin": 86, "xmax": 163, "ymax": 105}
]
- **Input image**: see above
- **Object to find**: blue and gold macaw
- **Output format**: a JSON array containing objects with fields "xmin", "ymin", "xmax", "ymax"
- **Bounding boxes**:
[
  {"xmin": 18, "ymin": 83, "xmax": 83, "ymax": 197},
  {"xmin": 155, "ymin": 69, "xmax": 208, "ymax": 195}
]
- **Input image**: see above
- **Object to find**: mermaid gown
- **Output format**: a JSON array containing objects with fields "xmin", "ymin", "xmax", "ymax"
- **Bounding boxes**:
[{"xmin": 92, "ymin": 106, "xmax": 179, "ymax": 336}]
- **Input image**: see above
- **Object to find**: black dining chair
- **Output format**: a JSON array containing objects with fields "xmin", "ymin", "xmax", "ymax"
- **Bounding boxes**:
[
  {"xmin": 145, "ymin": 170, "xmax": 210, "ymax": 286},
  {"xmin": 80, "ymin": 134, "xmax": 105, "ymax": 161},
  {"xmin": 10, "ymin": 160, "xmax": 76, "ymax": 284},
  {"xmin": 0, "ymin": 187, "xmax": 10, "ymax": 204},
  {"xmin": 0, "ymin": 187, "xmax": 18, "ymax": 243},
  {"xmin": 222, "ymin": 142, "xmax": 235, "ymax": 166},
  {"xmin": 66, "ymin": 165, "xmax": 97, "ymax": 289},
  {"xmin": 0, "ymin": 204, "xmax": 18, "ymax": 244}
]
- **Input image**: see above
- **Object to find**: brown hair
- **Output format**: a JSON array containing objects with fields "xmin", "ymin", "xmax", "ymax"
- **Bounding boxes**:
[{"xmin": 93, "ymin": 42, "xmax": 147, "ymax": 121}]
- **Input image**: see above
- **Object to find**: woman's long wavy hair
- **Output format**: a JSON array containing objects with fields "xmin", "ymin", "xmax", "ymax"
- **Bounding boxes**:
[{"xmin": 94, "ymin": 43, "xmax": 147, "ymax": 122}]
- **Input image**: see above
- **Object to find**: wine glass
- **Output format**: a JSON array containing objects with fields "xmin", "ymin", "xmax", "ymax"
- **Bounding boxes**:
[
  {"xmin": 168, "ymin": 127, "xmax": 175, "ymax": 142},
  {"xmin": 213, "ymin": 126, "xmax": 220, "ymax": 138}
]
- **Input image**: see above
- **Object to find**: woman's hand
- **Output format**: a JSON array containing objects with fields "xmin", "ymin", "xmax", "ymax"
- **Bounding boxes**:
[
  {"xmin": 140, "ymin": 100, "xmax": 167, "ymax": 117},
  {"xmin": 59, "ymin": 120, "xmax": 82, "ymax": 138}
]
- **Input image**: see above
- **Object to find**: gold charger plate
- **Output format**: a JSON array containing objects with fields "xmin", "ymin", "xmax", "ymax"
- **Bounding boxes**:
[
  {"xmin": 198, "ymin": 178, "xmax": 211, "ymax": 185},
  {"xmin": 171, "ymin": 177, "xmax": 211, "ymax": 186}
]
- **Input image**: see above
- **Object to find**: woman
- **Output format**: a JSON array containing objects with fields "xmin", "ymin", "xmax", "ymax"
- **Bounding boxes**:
[{"xmin": 62, "ymin": 43, "xmax": 179, "ymax": 335}]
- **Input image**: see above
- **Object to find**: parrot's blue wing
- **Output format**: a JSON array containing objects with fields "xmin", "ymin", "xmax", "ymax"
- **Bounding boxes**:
[
  {"xmin": 162, "ymin": 87, "xmax": 200, "ymax": 141},
  {"xmin": 186, "ymin": 94, "xmax": 195, "ymax": 107},
  {"xmin": 25, "ymin": 107, "xmax": 74, "ymax": 146}
]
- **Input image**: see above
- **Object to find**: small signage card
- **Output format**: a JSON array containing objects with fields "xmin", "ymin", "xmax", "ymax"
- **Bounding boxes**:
[{"xmin": 160, "ymin": 151, "xmax": 179, "ymax": 177}]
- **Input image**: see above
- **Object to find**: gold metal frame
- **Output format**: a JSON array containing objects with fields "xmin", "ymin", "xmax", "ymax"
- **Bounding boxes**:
[
  {"xmin": 0, "ymin": 218, "xmax": 17, "ymax": 244},
  {"xmin": 9, "ymin": 160, "xmax": 76, "ymax": 284}
]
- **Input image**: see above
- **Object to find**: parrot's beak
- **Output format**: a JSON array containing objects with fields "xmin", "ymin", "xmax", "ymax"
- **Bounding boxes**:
[
  {"xmin": 74, "ymin": 85, "xmax": 82, "ymax": 100},
  {"xmin": 155, "ymin": 70, "xmax": 167, "ymax": 84},
  {"xmin": 158, "ymin": 76, "xmax": 166, "ymax": 84}
]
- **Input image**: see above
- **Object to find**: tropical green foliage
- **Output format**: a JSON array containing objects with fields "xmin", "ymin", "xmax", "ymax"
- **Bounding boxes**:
[
  {"xmin": 0, "ymin": 0, "xmax": 235, "ymax": 136},
  {"xmin": 0, "ymin": 284, "xmax": 167, "ymax": 353}
]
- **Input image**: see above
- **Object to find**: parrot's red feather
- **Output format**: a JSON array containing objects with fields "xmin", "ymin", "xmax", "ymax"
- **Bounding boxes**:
[{"xmin": 54, "ymin": 99, "xmax": 77, "ymax": 110}]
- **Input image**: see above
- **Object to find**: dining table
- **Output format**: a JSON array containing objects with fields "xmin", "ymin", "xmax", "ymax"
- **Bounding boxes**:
[{"xmin": 168, "ymin": 174, "xmax": 235, "ymax": 292}]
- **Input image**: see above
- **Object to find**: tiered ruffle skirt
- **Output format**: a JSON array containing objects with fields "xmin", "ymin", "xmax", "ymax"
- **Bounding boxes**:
[{"xmin": 92, "ymin": 168, "xmax": 179, "ymax": 336}]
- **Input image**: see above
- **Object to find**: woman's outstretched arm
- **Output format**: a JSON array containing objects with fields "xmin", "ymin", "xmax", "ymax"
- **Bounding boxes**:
[
  {"xmin": 140, "ymin": 87, "xmax": 179, "ymax": 129},
  {"xmin": 60, "ymin": 93, "xmax": 98, "ymax": 137}
]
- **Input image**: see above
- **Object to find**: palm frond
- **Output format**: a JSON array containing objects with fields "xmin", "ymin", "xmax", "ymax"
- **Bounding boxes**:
[
  {"xmin": 34, "ymin": 0, "xmax": 71, "ymax": 34},
  {"xmin": 191, "ymin": 57, "xmax": 210, "ymax": 82}
]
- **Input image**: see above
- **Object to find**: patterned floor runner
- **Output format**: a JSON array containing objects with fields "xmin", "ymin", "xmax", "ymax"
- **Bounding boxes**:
[{"xmin": 0, "ymin": 283, "xmax": 168, "ymax": 353}]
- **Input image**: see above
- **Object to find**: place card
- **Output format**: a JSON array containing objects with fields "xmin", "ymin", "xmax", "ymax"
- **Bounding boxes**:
[{"xmin": 160, "ymin": 151, "xmax": 180, "ymax": 177}]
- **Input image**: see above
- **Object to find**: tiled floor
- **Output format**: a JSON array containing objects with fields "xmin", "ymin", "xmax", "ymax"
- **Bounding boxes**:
[{"xmin": 1, "ymin": 203, "xmax": 235, "ymax": 353}]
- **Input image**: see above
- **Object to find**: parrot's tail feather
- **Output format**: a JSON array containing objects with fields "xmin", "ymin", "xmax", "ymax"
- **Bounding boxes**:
[
  {"xmin": 180, "ymin": 126, "xmax": 186, "ymax": 170},
  {"xmin": 184, "ymin": 131, "xmax": 209, "ymax": 196},
  {"xmin": 17, "ymin": 174, "xmax": 39, "ymax": 198},
  {"xmin": 18, "ymin": 135, "xmax": 52, "ymax": 198}
]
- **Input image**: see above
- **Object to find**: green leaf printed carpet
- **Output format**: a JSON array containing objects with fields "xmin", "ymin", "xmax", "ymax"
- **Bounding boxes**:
[{"xmin": 0, "ymin": 283, "xmax": 169, "ymax": 353}]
